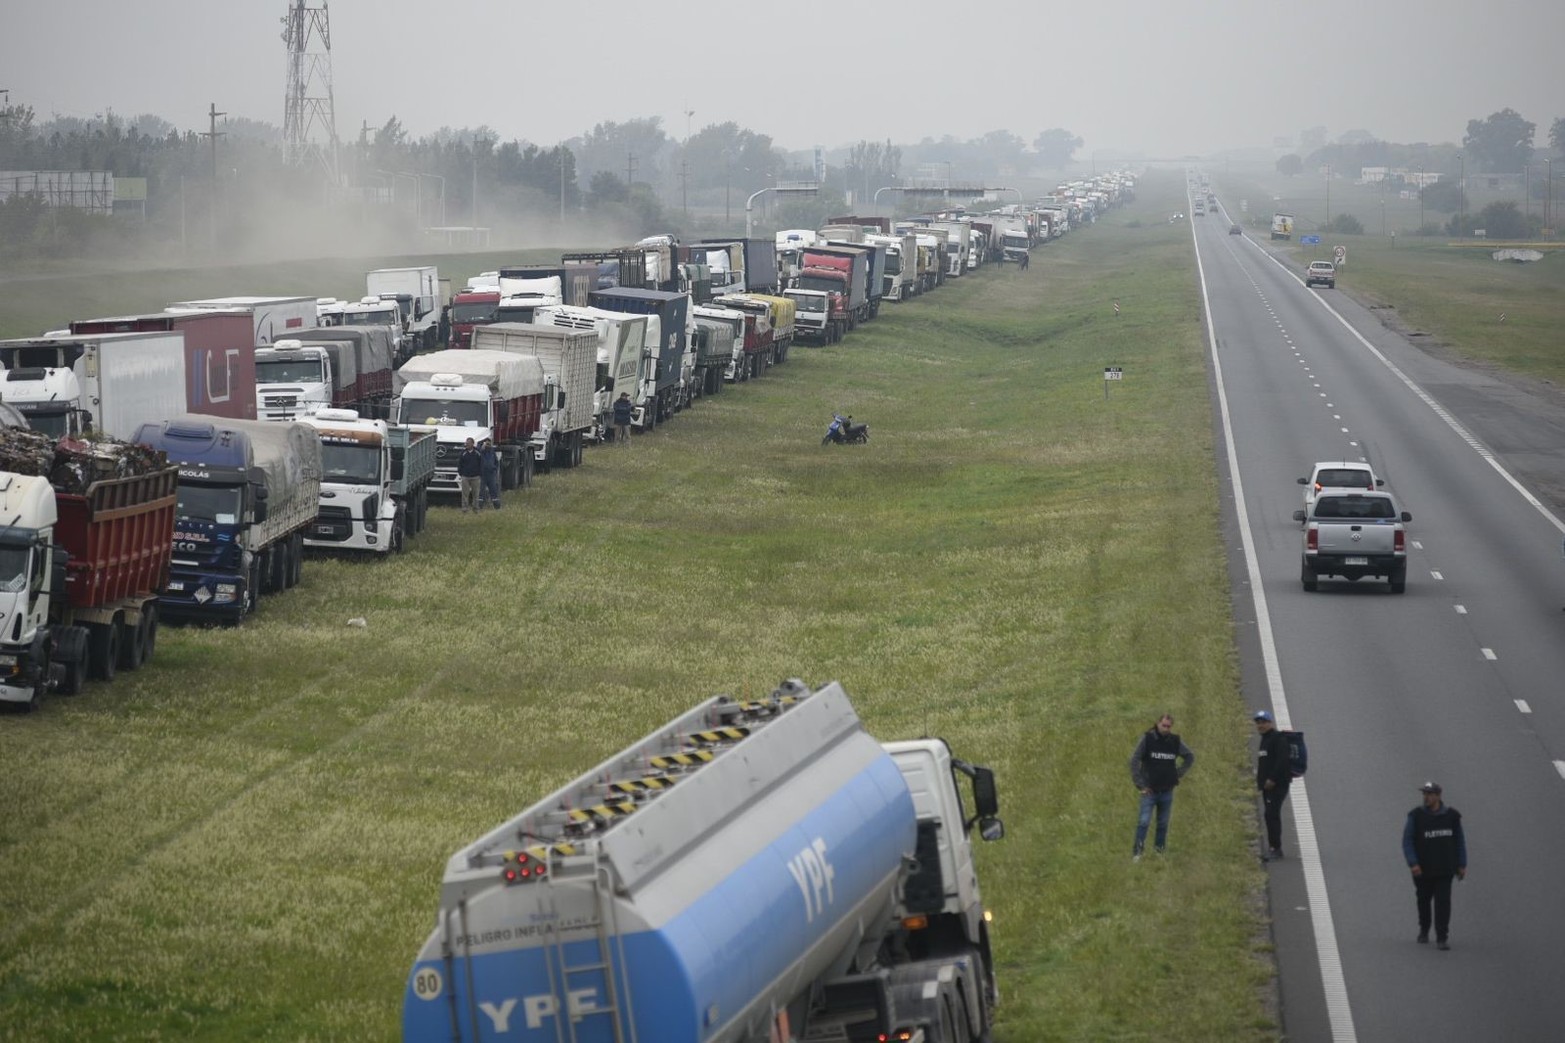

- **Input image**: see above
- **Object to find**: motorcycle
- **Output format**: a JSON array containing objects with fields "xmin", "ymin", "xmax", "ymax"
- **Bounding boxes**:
[{"xmin": 822, "ymin": 413, "xmax": 869, "ymax": 446}]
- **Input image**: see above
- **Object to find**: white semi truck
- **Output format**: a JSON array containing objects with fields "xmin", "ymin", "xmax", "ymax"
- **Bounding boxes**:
[
  {"xmin": 301, "ymin": 410, "xmax": 437, "ymax": 555},
  {"xmin": 366, "ymin": 266, "xmax": 441, "ymax": 352},
  {"xmin": 402, "ymin": 678, "xmax": 1005, "ymax": 1042}
]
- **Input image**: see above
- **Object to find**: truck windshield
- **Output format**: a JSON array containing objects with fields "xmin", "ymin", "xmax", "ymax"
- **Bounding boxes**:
[
  {"xmin": 400, "ymin": 398, "xmax": 489, "ymax": 427},
  {"xmin": 319, "ymin": 443, "xmax": 382, "ymax": 485},
  {"xmin": 451, "ymin": 302, "xmax": 497, "ymax": 324},
  {"xmin": 341, "ymin": 310, "xmax": 397, "ymax": 327},
  {"xmin": 20, "ymin": 409, "xmax": 69, "ymax": 438},
  {"xmin": 797, "ymin": 277, "xmax": 841, "ymax": 295},
  {"xmin": 256, "ymin": 358, "xmax": 325, "ymax": 383},
  {"xmin": 789, "ymin": 295, "xmax": 826, "ymax": 313},
  {"xmin": 494, "ymin": 305, "xmax": 536, "ymax": 323},
  {"xmin": 0, "ymin": 544, "xmax": 29, "ymax": 593},
  {"xmin": 176, "ymin": 483, "xmax": 243, "ymax": 526}
]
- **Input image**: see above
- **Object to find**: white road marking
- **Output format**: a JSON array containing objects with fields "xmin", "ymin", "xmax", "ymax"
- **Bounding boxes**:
[
  {"xmin": 1515, "ymin": 700, "xmax": 1531, "ymax": 714},
  {"xmin": 1195, "ymin": 223, "xmax": 1357, "ymax": 1042},
  {"xmin": 1481, "ymin": 648, "xmax": 1497, "ymax": 660},
  {"xmin": 1555, "ymin": 761, "xmax": 1565, "ymax": 781},
  {"xmin": 1454, "ymin": 605, "xmax": 1466, "ymax": 614},
  {"xmin": 1431, "ymin": 571, "xmax": 1444, "ymax": 580}
]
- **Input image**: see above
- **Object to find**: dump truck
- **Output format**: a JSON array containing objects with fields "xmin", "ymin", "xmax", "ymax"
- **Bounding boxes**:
[
  {"xmin": 401, "ymin": 678, "xmax": 1005, "ymax": 1043},
  {"xmin": 301, "ymin": 410, "xmax": 436, "ymax": 555},
  {"xmin": 133, "ymin": 415, "xmax": 322, "ymax": 623},
  {"xmin": 0, "ymin": 439, "xmax": 176, "ymax": 710},
  {"xmin": 393, "ymin": 350, "xmax": 545, "ymax": 494}
]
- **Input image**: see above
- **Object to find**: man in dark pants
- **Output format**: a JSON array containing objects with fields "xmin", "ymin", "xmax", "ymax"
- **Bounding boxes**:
[
  {"xmin": 1128, "ymin": 712, "xmax": 1195, "ymax": 861},
  {"xmin": 1254, "ymin": 710, "xmax": 1292, "ymax": 861},
  {"xmin": 1402, "ymin": 781, "xmax": 1467, "ymax": 950}
]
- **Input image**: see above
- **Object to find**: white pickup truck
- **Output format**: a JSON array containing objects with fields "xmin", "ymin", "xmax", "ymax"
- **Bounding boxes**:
[{"xmin": 1293, "ymin": 490, "xmax": 1412, "ymax": 593}]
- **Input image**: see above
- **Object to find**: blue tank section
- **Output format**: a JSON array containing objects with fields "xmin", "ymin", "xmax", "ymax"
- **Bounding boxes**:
[{"xmin": 403, "ymin": 687, "xmax": 917, "ymax": 1042}]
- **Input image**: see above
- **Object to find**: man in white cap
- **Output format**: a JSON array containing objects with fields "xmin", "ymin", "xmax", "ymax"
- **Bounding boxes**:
[{"xmin": 1402, "ymin": 781, "xmax": 1467, "ymax": 950}]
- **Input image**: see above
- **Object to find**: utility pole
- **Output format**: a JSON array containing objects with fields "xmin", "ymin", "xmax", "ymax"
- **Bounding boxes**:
[
  {"xmin": 626, "ymin": 152, "xmax": 637, "ymax": 196},
  {"xmin": 679, "ymin": 158, "xmax": 690, "ymax": 221},
  {"xmin": 1325, "ymin": 163, "xmax": 1331, "ymax": 228},
  {"xmin": 202, "ymin": 102, "xmax": 226, "ymax": 253},
  {"xmin": 559, "ymin": 148, "xmax": 567, "ymax": 225}
]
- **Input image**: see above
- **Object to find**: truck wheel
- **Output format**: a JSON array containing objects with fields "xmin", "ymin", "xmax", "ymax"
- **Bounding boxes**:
[
  {"xmin": 117, "ymin": 614, "xmax": 147, "ymax": 671},
  {"xmin": 140, "ymin": 605, "xmax": 159, "ymax": 665},
  {"xmin": 1388, "ymin": 566, "xmax": 1407, "ymax": 594},
  {"xmin": 390, "ymin": 510, "xmax": 406, "ymax": 554},
  {"xmin": 87, "ymin": 621, "xmax": 120, "ymax": 682},
  {"xmin": 572, "ymin": 431, "xmax": 584, "ymax": 467},
  {"xmin": 287, "ymin": 532, "xmax": 304, "ymax": 588},
  {"xmin": 1300, "ymin": 560, "xmax": 1318, "ymax": 592},
  {"xmin": 270, "ymin": 541, "xmax": 290, "ymax": 593},
  {"xmin": 56, "ymin": 627, "xmax": 89, "ymax": 695}
]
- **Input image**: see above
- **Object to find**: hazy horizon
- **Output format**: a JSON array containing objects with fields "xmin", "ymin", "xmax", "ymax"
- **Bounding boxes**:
[{"xmin": 7, "ymin": 0, "xmax": 1560, "ymax": 158}]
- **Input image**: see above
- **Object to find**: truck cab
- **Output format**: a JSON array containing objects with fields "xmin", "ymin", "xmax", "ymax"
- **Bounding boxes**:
[
  {"xmin": 300, "ymin": 410, "xmax": 403, "ymax": 555},
  {"xmin": 338, "ymin": 297, "xmax": 407, "ymax": 363},
  {"xmin": 0, "ymin": 475, "xmax": 60, "ymax": 705},
  {"xmin": 254, "ymin": 340, "xmax": 335, "ymax": 422},
  {"xmin": 0, "ymin": 367, "xmax": 88, "ymax": 437},
  {"xmin": 782, "ymin": 289, "xmax": 836, "ymax": 344},
  {"xmin": 447, "ymin": 290, "xmax": 500, "ymax": 349}
]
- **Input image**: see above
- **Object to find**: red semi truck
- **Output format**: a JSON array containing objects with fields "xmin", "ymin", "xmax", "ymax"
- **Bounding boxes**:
[
  {"xmin": 0, "ymin": 448, "xmax": 177, "ymax": 710},
  {"xmin": 69, "ymin": 310, "xmax": 259, "ymax": 420}
]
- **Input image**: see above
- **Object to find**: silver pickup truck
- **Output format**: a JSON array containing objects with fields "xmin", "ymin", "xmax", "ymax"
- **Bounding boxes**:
[{"xmin": 1292, "ymin": 490, "xmax": 1412, "ymax": 593}]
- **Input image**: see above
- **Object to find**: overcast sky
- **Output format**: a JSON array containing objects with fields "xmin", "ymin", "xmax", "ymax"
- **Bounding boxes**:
[{"xmin": 6, "ymin": 0, "xmax": 1560, "ymax": 157}]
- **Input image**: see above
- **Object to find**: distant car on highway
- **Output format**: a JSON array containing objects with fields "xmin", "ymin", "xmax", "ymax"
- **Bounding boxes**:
[
  {"xmin": 1298, "ymin": 461, "xmax": 1383, "ymax": 519},
  {"xmin": 1306, "ymin": 261, "xmax": 1337, "ymax": 288},
  {"xmin": 1230, "ymin": 223, "xmax": 1243, "ymax": 235}
]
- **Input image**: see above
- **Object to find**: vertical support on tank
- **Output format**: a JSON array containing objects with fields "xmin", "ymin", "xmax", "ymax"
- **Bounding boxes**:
[
  {"xmin": 438, "ymin": 903, "xmax": 467, "ymax": 1042},
  {"xmin": 457, "ymin": 900, "xmax": 482, "ymax": 1043}
]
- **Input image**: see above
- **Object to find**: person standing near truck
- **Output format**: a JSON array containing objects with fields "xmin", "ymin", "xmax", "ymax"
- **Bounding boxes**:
[
  {"xmin": 1402, "ymin": 781, "xmax": 1467, "ymax": 950},
  {"xmin": 1128, "ymin": 713, "xmax": 1195, "ymax": 860},
  {"xmin": 477, "ymin": 438, "xmax": 502, "ymax": 510},
  {"xmin": 613, "ymin": 392, "xmax": 633, "ymax": 444},
  {"xmin": 457, "ymin": 437, "xmax": 482, "ymax": 512},
  {"xmin": 1254, "ymin": 710, "xmax": 1292, "ymax": 861}
]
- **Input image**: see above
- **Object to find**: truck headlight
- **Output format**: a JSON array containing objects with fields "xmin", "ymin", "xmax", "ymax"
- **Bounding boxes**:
[{"xmin": 363, "ymin": 494, "xmax": 380, "ymax": 523}]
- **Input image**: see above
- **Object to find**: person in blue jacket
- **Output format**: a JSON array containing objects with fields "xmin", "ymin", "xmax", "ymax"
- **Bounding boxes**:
[
  {"xmin": 477, "ymin": 438, "xmax": 502, "ymax": 510},
  {"xmin": 1402, "ymin": 781, "xmax": 1467, "ymax": 950}
]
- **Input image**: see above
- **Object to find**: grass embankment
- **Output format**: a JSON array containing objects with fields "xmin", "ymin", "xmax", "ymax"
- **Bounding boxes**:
[
  {"xmin": 1215, "ymin": 164, "xmax": 1565, "ymax": 388},
  {"xmin": 0, "ymin": 173, "xmax": 1273, "ymax": 1041}
]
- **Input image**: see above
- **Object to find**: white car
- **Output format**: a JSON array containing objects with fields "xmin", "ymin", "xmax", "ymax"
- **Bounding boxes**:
[{"xmin": 1298, "ymin": 461, "xmax": 1384, "ymax": 519}]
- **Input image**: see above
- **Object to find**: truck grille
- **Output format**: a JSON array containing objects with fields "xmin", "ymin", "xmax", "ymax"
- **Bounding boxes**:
[
  {"xmin": 264, "ymin": 395, "xmax": 299, "ymax": 407},
  {"xmin": 310, "ymin": 505, "xmax": 354, "ymax": 542}
]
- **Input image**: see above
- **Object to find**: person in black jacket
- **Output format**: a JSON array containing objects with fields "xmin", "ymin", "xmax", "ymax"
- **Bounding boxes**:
[
  {"xmin": 612, "ymin": 393, "xmax": 634, "ymax": 443},
  {"xmin": 1402, "ymin": 781, "xmax": 1467, "ymax": 950},
  {"xmin": 1254, "ymin": 710, "xmax": 1292, "ymax": 862},
  {"xmin": 1128, "ymin": 713, "xmax": 1195, "ymax": 860}
]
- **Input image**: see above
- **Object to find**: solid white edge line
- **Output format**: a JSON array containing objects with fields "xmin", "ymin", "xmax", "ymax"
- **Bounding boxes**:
[{"xmin": 1192, "ymin": 213, "xmax": 1358, "ymax": 1042}]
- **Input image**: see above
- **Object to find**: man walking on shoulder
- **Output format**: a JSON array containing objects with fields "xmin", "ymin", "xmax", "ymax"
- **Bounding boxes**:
[
  {"xmin": 457, "ymin": 437, "xmax": 482, "ymax": 513},
  {"xmin": 1254, "ymin": 710, "xmax": 1292, "ymax": 862},
  {"xmin": 1128, "ymin": 713, "xmax": 1195, "ymax": 860},
  {"xmin": 1403, "ymin": 781, "xmax": 1467, "ymax": 950}
]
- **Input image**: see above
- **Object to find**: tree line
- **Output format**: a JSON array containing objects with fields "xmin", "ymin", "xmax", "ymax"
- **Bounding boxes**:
[{"xmin": 0, "ymin": 102, "xmax": 1086, "ymax": 264}]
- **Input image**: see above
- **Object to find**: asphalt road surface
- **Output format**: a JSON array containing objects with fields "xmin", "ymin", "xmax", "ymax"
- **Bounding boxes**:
[{"xmin": 1193, "ymin": 199, "xmax": 1565, "ymax": 1043}]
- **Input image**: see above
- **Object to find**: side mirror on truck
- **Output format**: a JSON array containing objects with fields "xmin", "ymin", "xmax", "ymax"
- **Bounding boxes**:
[
  {"xmin": 1292, "ymin": 510, "xmax": 1307, "ymax": 523},
  {"xmin": 252, "ymin": 484, "xmax": 269, "ymax": 523}
]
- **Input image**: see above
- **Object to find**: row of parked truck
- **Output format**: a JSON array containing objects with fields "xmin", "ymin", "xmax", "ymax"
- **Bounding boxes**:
[{"xmin": 0, "ymin": 176, "xmax": 1137, "ymax": 718}]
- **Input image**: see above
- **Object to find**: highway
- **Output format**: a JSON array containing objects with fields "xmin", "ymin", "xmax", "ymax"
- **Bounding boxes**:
[{"xmin": 1192, "ymin": 198, "xmax": 1565, "ymax": 1042}]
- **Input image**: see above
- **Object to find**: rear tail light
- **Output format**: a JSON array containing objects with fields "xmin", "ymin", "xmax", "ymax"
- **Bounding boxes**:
[
  {"xmin": 1306, "ymin": 530, "xmax": 1318, "ymax": 551},
  {"xmin": 1394, "ymin": 530, "xmax": 1405, "ymax": 552}
]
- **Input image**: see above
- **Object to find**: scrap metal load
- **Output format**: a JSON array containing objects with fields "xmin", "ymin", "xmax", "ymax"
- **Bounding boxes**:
[{"xmin": 0, "ymin": 428, "xmax": 169, "ymax": 494}]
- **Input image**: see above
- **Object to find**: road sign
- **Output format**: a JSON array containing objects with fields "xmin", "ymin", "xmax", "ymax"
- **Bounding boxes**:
[
  {"xmin": 1104, "ymin": 367, "xmax": 1123, "ymax": 380},
  {"xmin": 1333, "ymin": 245, "xmax": 1346, "ymax": 262},
  {"xmin": 1300, "ymin": 235, "xmax": 1321, "ymax": 245}
]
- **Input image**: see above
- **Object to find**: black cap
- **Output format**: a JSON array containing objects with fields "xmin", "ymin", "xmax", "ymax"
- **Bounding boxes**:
[
  {"xmin": 1419, "ymin": 781, "xmax": 1442, "ymax": 794},
  {"xmin": 1253, "ymin": 710, "xmax": 1274, "ymax": 722}
]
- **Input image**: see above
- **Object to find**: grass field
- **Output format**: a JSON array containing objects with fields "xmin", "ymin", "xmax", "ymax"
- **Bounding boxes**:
[{"xmin": 0, "ymin": 174, "xmax": 1277, "ymax": 1041}]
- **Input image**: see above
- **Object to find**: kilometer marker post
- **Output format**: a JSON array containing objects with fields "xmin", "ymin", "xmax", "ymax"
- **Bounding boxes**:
[{"xmin": 1104, "ymin": 365, "xmax": 1122, "ymax": 401}]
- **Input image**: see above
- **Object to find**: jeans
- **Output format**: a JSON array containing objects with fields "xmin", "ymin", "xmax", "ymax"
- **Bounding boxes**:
[
  {"xmin": 1134, "ymin": 789, "xmax": 1174, "ymax": 853},
  {"xmin": 479, "ymin": 471, "xmax": 501, "ymax": 507},
  {"xmin": 1414, "ymin": 873, "xmax": 1455, "ymax": 940}
]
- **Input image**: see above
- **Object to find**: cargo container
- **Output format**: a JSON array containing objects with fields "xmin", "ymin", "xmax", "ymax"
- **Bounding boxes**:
[
  {"xmin": 164, "ymin": 296, "xmax": 316, "ymax": 345},
  {"xmin": 0, "ymin": 332, "xmax": 187, "ymax": 441},
  {"xmin": 69, "ymin": 310, "xmax": 259, "ymax": 420}
]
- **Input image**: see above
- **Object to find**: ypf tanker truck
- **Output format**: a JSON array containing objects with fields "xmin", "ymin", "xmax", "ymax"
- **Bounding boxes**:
[{"xmin": 402, "ymin": 678, "xmax": 1004, "ymax": 1043}]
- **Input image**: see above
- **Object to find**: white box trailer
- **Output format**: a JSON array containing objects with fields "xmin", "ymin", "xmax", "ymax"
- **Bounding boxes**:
[
  {"xmin": 366, "ymin": 266, "xmax": 441, "ymax": 351},
  {"xmin": 0, "ymin": 332, "xmax": 187, "ymax": 441},
  {"xmin": 470, "ymin": 322, "xmax": 597, "ymax": 469},
  {"xmin": 165, "ymin": 296, "xmax": 317, "ymax": 345}
]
